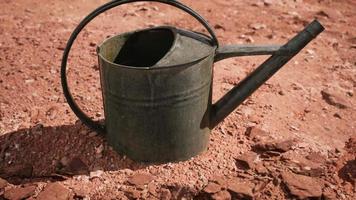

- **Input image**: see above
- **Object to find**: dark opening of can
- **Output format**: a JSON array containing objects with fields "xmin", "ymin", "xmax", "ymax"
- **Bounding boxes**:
[{"xmin": 114, "ymin": 28, "xmax": 175, "ymax": 67}]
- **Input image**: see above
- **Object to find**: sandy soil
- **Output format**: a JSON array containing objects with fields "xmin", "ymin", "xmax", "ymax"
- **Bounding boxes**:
[{"xmin": 0, "ymin": 0, "xmax": 355, "ymax": 199}]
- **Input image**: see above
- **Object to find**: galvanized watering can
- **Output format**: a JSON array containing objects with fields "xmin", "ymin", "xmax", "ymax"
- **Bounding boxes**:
[{"xmin": 61, "ymin": 0, "xmax": 324, "ymax": 162}]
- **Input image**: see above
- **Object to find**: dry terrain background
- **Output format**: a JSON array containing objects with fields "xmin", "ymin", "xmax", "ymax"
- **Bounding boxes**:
[{"xmin": 0, "ymin": 0, "xmax": 355, "ymax": 199}]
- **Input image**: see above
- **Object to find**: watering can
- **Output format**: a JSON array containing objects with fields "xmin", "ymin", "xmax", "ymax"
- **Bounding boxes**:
[{"xmin": 61, "ymin": 0, "xmax": 324, "ymax": 162}]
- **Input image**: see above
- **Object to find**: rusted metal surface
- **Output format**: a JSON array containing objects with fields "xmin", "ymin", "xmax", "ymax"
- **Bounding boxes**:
[{"xmin": 61, "ymin": 0, "xmax": 324, "ymax": 162}]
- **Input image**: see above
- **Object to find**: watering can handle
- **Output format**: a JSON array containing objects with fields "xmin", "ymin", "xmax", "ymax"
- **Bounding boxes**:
[{"xmin": 61, "ymin": 0, "xmax": 219, "ymax": 134}]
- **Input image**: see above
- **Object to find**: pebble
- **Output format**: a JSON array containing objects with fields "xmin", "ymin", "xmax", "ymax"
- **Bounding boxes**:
[
  {"xmin": 37, "ymin": 182, "xmax": 71, "ymax": 200},
  {"xmin": 62, "ymin": 157, "xmax": 89, "ymax": 175},
  {"xmin": 0, "ymin": 177, "xmax": 8, "ymax": 189},
  {"xmin": 253, "ymin": 139, "xmax": 297, "ymax": 153},
  {"xmin": 4, "ymin": 185, "xmax": 36, "ymax": 200},
  {"xmin": 89, "ymin": 170, "xmax": 104, "ymax": 179},
  {"xmin": 249, "ymin": 23, "xmax": 267, "ymax": 30},
  {"xmin": 128, "ymin": 173, "xmax": 155, "ymax": 186},
  {"xmin": 160, "ymin": 188, "xmax": 172, "ymax": 200},
  {"xmin": 281, "ymin": 171, "xmax": 322, "ymax": 199},
  {"xmin": 227, "ymin": 179, "xmax": 253, "ymax": 199},
  {"xmin": 321, "ymin": 89, "xmax": 349, "ymax": 109},
  {"xmin": 211, "ymin": 190, "xmax": 231, "ymax": 200},
  {"xmin": 235, "ymin": 152, "xmax": 258, "ymax": 170},
  {"xmin": 203, "ymin": 182, "xmax": 221, "ymax": 193}
]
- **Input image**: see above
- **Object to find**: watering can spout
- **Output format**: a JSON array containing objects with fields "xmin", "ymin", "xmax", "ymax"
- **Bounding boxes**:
[{"xmin": 210, "ymin": 20, "xmax": 324, "ymax": 128}]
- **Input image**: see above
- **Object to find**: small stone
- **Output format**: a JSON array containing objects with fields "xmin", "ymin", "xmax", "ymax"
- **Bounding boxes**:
[
  {"xmin": 253, "ymin": 139, "xmax": 297, "ymax": 153},
  {"xmin": 126, "ymin": 189, "xmax": 141, "ymax": 199},
  {"xmin": 281, "ymin": 171, "xmax": 322, "ymax": 199},
  {"xmin": 235, "ymin": 152, "xmax": 258, "ymax": 170},
  {"xmin": 160, "ymin": 188, "xmax": 172, "ymax": 200},
  {"xmin": 211, "ymin": 190, "xmax": 231, "ymax": 200},
  {"xmin": 306, "ymin": 152, "xmax": 327, "ymax": 164},
  {"xmin": 89, "ymin": 170, "xmax": 104, "ymax": 179},
  {"xmin": 0, "ymin": 178, "xmax": 8, "ymax": 189},
  {"xmin": 245, "ymin": 127, "xmax": 270, "ymax": 142},
  {"xmin": 88, "ymin": 131, "xmax": 97, "ymax": 137},
  {"xmin": 128, "ymin": 173, "xmax": 155, "ymax": 186},
  {"xmin": 147, "ymin": 182, "xmax": 157, "ymax": 196},
  {"xmin": 37, "ymin": 182, "xmax": 70, "ymax": 200},
  {"xmin": 95, "ymin": 144, "xmax": 104, "ymax": 155},
  {"xmin": 282, "ymin": 153, "xmax": 325, "ymax": 177},
  {"xmin": 227, "ymin": 180, "xmax": 253, "ymax": 200},
  {"xmin": 60, "ymin": 156, "xmax": 70, "ymax": 166},
  {"xmin": 211, "ymin": 176, "xmax": 228, "ymax": 188},
  {"xmin": 263, "ymin": 0, "xmax": 273, "ymax": 6},
  {"xmin": 333, "ymin": 113, "xmax": 342, "ymax": 119},
  {"xmin": 321, "ymin": 89, "xmax": 349, "ymax": 109},
  {"xmin": 249, "ymin": 23, "xmax": 266, "ymax": 30},
  {"xmin": 203, "ymin": 182, "xmax": 221, "ymax": 194},
  {"xmin": 89, "ymin": 42, "xmax": 96, "ymax": 47},
  {"xmin": 214, "ymin": 24, "xmax": 225, "ymax": 31},
  {"xmin": 255, "ymin": 163, "xmax": 268, "ymax": 175},
  {"xmin": 62, "ymin": 157, "xmax": 89, "ymax": 175},
  {"xmin": 4, "ymin": 185, "xmax": 36, "ymax": 200},
  {"xmin": 322, "ymin": 187, "xmax": 337, "ymax": 200}
]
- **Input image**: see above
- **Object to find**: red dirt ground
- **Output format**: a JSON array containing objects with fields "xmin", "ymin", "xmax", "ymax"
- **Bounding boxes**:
[{"xmin": 0, "ymin": 0, "xmax": 355, "ymax": 199}]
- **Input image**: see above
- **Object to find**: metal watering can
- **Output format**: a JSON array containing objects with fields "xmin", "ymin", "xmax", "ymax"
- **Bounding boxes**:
[{"xmin": 61, "ymin": 0, "xmax": 324, "ymax": 162}]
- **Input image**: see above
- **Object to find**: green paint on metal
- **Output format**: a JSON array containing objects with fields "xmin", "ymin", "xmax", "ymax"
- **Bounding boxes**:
[{"xmin": 61, "ymin": 0, "xmax": 324, "ymax": 163}]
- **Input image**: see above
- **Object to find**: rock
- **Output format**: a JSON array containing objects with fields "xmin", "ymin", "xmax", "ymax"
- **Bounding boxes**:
[
  {"xmin": 89, "ymin": 170, "xmax": 104, "ymax": 179},
  {"xmin": 282, "ymin": 153, "xmax": 325, "ymax": 177},
  {"xmin": 126, "ymin": 189, "xmax": 141, "ymax": 199},
  {"xmin": 95, "ymin": 144, "xmax": 104, "ymax": 155},
  {"xmin": 203, "ymin": 182, "xmax": 221, "ymax": 194},
  {"xmin": 160, "ymin": 188, "xmax": 172, "ymax": 200},
  {"xmin": 255, "ymin": 162, "xmax": 268, "ymax": 175},
  {"xmin": 214, "ymin": 24, "xmax": 225, "ymax": 31},
  {"xmin": 235, "ymin": 152, "xmax": 258, "ymax": 170},
  {"xmin": 147, "ymin": 182, "xmax": 157, "ymax": 196},
  {"xmin": 0, "ymin": 178, "xmax": 8, "ymax": 189},
  {"xmin": 37, "ymin": 182, "xmax": 70, "ymax": 200},
  {"xmin": 263, "ymin": 0, "xmax": 273, "ymax": 6},
  {"xmin": 211, "ymin": 176, "xmax": 228, "ymax": 188},
  {"xmin": 211, "ymin": 190, "xmax": 231, "ymax": 200},
  {"xmin": 245, "ymin": 127, "xmax": 270, "ymax": 142},
  {"xmin": 0, "ymin": 164, "xmax": 33, "ymax": 178},
  {"xmin": 61, "ymin": 157, "xmax": 89, "ymax": 175},
  {"xmin": 128, "ymin": 173, "xmax": 155, "ymax": 186},
  {"xmin": 315, "ymin": 8, "xmax": 343, "ymax": 21},
  {"xmin": 88, "ymin": 131, "xmax": 97, "ymax": 137},
  {"xmin": 253, "ymin": 139, "xmax": 297, "ymax": 153},
  {"xmin": 4, "ymin": 185, "xmax": 36, "ymax": 200},
  {"xmin": 60, "ymin": 156, "xmax": 70, "ymax": 167},
  {"xmin": 227, "ymin": 180, "xmax": 253, "ymax": 200},
  {"xmin": 306, "ymin": 152, "xmax": 327, "ymax": 164},
  {"xmin": 249, "ymin": 23, "xmax": 266, "ymax": 30},
  {"xmin": 322, "ymin": 187, "xmax": 337, "ymax": 200},
  {"xmin": 321, "ymin": 89, "xmax": 349, "ymax": 109},
  {"xmin": 281, "ymin": 171, "xmax": 322, "ymax": 199}
]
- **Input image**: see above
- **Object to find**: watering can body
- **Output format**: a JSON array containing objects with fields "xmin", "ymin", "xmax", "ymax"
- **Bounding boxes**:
[
  {"xmin": 97, "ymin": 28, "xmax": 215, "ymax": 161},
  {"xmin": 61, "ymin": 0, "xmax": 324, "ymax": 162}
]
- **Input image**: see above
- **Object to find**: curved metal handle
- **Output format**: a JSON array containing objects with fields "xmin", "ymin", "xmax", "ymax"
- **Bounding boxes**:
[{"xmin": 61, "ymin": 0, "xmax": 218, "ymax": 134}]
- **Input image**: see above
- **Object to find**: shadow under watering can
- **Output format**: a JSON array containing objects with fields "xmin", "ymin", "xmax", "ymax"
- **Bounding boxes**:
[{"xmin": 61, "ymin": 0, "xmax": 324, "ymax": 163}]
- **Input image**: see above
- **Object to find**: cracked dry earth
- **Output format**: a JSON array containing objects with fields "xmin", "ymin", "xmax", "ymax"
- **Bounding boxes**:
[{"xmin": 0, "ymin": 0, "xmax": 355, "ymax": 199}]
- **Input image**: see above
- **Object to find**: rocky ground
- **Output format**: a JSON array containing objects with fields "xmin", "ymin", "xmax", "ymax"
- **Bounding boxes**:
[{"xmin": 0, "ymin": 0, "xmax": 355, "ymax": 199}]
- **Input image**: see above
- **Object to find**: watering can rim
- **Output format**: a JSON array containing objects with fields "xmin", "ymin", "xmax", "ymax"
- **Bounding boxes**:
[{"xmin": 96, "ymin": 26, "xmax": 216, "ymax": 70}]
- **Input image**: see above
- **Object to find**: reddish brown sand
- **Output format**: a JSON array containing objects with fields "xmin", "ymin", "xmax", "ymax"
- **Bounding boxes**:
[{"xmin": 0, "ymin": 0, "xmax": 355, "ymax": 199}]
